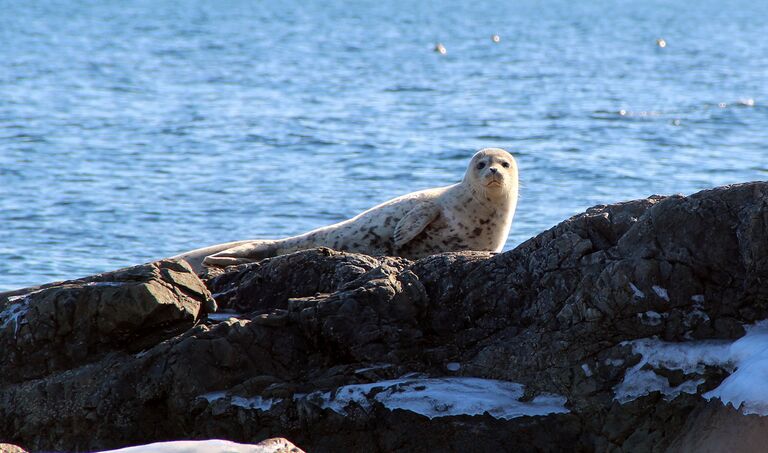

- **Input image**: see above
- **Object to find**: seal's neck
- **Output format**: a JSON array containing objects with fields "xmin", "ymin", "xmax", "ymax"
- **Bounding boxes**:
[{"xmin": 467, "ymin": 184, "xmax": 517, "ymax": 212}]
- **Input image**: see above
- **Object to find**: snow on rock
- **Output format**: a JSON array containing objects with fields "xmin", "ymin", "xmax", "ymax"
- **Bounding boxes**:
[
  {"xmin": 302, "ymin": 377, "xmax": 569, "ymax": 420},
  {"xmin": 201, "ymin": 392, "xmax": 280, "ymax": 412},
  {"xmin": 201, "ymin": 377, "xmax": 569, "ymax": 420},
  {"xmin": 637, "ymin": 310, "xmax": 665, "ymax": 326},
  {"xmin": 704, "ymin": 321, "xmax": 768, "ymax": 415},
  {"xmin": 652, "ymin": 286, "xmax": 669, "ymax": 301},
  {"xmin": 97, "ymin": 438, "xmax": 301, "ymax": 453},
  {"xmin": 0, "ymin": 297, "xmax": 31, "ymax": 337},
  {"xmin": 207, "ymin": 311, "xmax": 243, "ymax": 322},
  {"xmin": 445, "ymin": 362, "xmax": 461, "ymax": 372},
  {"xmin": 231, "ymin": 396, "xmax": 279, "ymax": 412},
  {"xmin": 605, "ymin": 358, "xmax": 625, "ymax": 367},
  {"xmin": 614, "ymin": 338, "xmax": 732, "ymax": 403},
  {"xmin": 687, "ymin": 297, "xmax": 710, "ymax": 323},
  {"xmin": 354, "ymin": 363, "xmax": 393, "ymax": 374},
  {"xmin": 85, "ymin": 281, "xmax": 125, "ymax": 287},
  {"xmin": 616, "ymin": 320, "xmax": 768, "ymax": 416}
]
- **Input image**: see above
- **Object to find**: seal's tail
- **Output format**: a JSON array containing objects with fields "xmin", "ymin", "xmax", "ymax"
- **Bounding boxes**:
[{"xmin": 173, "ymin": 230, "xmax": 325, "ymax": 273}]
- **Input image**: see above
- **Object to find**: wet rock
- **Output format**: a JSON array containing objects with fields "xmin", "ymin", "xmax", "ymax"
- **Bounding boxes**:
[{"xmin": 1, "ymin": 182, "xmax": 767, "ymax": 452}]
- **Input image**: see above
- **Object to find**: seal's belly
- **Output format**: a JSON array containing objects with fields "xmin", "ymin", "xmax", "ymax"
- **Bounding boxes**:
[
  {"xmin": 395, "ymin": 219, "xmax": 500, "ymax": 259},
  {"xmin": 321, "ymin": 201, "xmax": 507, "ymax": 260}
]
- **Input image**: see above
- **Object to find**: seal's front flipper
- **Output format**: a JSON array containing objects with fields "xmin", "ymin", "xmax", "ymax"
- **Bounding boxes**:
[{"xmin": 393, "ymin": 202, "xmax": 440, "ymax": 248}]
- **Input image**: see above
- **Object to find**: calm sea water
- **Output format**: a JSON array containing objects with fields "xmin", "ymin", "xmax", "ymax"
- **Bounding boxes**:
[{"xmin": 1, "ymin": 0, "xmax": 767, "ymax": 291}]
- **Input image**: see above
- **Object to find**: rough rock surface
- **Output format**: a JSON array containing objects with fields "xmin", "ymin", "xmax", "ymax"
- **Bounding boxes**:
[
  {"xmin": 0, "ymin": 260, "xmax": 215, "ymax": 386},
  {"xmin": 1, "ymin": 182, "xmax": 767, "ymax": 452}
]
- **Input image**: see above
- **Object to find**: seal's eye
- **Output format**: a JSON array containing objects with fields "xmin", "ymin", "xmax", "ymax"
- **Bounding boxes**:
[
  {"xmin": 476, "ymin": 162, "xmax": 486, "ymax": 170},
  {"xmin": 501, "ymin": 161, "xmax": 510, "ymax": 168}
]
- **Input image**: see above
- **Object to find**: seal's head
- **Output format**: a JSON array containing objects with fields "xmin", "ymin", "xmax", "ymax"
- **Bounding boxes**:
[{"xmin": 464, "ymin": 148, "xmax": 518, "ymax": 200}]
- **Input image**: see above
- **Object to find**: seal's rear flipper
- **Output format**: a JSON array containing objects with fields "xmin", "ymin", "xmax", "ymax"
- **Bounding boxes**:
[
  {"xmin": 202, "ymin": 240, "xmax": 279, "ymax": 268},
  {"xmin": 201, "ymin": 255, "xmax": 259, "ymax": 268},
  {"xmin": 171, "ymin": 239, "xmax": 257, "ymax": 274}
]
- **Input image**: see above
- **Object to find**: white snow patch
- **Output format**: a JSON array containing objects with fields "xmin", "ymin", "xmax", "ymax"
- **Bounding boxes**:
[
  {"xmin": 86, "ymin": 281, "xmax": 125, "ymax": 287},
  {"xmin": 629, "ymin": 282, "xmax": 645, "ymax": 299},
  {"xmin": 207, "ymin": 311, "xmax": 242, "ymax": 322},
  {"xmin": 0, "ymin": 298, "xmax": 31, "ymax": 337},
  {"xmin": 200, "ymin": 392, "xmax": 280, "ymax": 412},
  {"xmin": 399, "ymin": 371, "xmax": 427, "ymax": 379},
  {"xmin": 605, "ymin": 358, "xmax": 625, "ymax": 367},
  {"xmin": 581, "ymin": 364, "xmax": 593, "ymax": 377},
  {"xmin": 302, "ymin": 377, "xmax": 569, "ymax": 420},
  {"xmin": 652, "ymin": 286, "xmax": 669, "ymax": 301},
  {"xmin": 616, "ymin": 321, "xmax": 768, "ymax": 414},
  {"xmin": 446, "ymin": 362, "xmax": 461, "ymax": 372},
  {"xmin": 637, "ymin": 310, "xmax": 665, "ymax": 326},
  {"xmin": 197, "ymin": 377, "xmax": 570, "ymax": 421},
  {"xmin": 614, "ymin": 338, "xmax": 732, "ymax": 403},
  {"xmin": 231, "ymin": 396, "xmax": 278, "ymax": 411},
  {"xmin": 686, "ymin": 296, "xmax": 710, "ymax": 325},
  {"xmin": 704, "ymin": 321, "xmax": 768, "ymax": 415},
  {"xmin": 201, "ymin": 391, "xmax": 227, "ymax": 402},
  {"xmin": 355, "ymin": 363, "xmax": 393, "ymax": 374},
  {"xmin": 96, "ymin": 439, "xmax": 276, "ymax": 453}
]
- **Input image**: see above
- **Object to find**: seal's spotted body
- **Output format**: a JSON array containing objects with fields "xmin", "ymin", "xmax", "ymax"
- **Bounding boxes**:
[{"xmin": 176, "ymin": 148, "xmax": 518, "ymax": 271}]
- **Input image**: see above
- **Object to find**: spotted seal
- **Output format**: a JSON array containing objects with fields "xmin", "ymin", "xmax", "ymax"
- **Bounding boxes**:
[{"xmin": 175, "ymin": 148, "xmax": 519, "ymax": 271}]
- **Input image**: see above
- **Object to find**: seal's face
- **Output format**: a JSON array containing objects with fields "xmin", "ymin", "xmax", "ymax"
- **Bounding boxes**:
[{"xmin": 465, "ymin": 148, "xmax": 518, "ymax": 197}]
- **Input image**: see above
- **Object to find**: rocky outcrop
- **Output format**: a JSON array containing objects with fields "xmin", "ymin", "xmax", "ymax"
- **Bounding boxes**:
[
  {"xmin": 1, "ymin": 182, "xmax": 767, "ymax": 452},
  {"xmin": 0, "ymin": 260, "xmax": 215, "ymax": 386}
]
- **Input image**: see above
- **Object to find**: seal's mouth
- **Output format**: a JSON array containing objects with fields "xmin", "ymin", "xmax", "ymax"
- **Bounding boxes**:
[{"xmin": 485, "ymin": 179, "xmax": 503, "ymax": 188}]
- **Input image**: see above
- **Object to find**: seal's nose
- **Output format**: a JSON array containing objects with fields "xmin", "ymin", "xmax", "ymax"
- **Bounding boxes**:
[{"xmin": 489, "ymin": 167, "xmax": 498, "ymax": 174}]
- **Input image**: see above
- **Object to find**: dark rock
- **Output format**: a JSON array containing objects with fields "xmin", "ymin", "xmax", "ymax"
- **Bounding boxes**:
[
  {"xmin": 1, "ymin": 181, "xmax": 767, "ymax": 452},
  {"xmin": 0, "ymin": 259, "xmax": 213, "ymax": 385}
]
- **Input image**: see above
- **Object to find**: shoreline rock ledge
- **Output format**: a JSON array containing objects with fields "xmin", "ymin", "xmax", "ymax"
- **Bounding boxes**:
[{"xmin": 2, "ymin": 181, "xmax": 768, "ymax": 452}]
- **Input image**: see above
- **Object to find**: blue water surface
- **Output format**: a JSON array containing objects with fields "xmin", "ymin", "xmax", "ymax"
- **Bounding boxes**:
[{"xmin": 1, "ymin": 0, "xmax": 767, "ymax": 290}]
